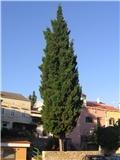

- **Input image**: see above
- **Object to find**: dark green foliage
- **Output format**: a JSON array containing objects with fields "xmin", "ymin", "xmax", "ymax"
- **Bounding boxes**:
[
  {"xmin": 1, "ymin": 128, "xmax": 19, "ymax": 138},
  {"xmin": 44, "ymin": 137, "xmax": 59, "ymax": 151},
  {"xmin": 1, "ymin": 128, "xmax": 32, "ymax": 139},
  {"xmin": 94, "ymin": 124, "xmax": 120, "ymax": 151},
  {"xmin": 39, "ymin": 5, "xmax": 82, "ymax": 138},
  {"xmin": 28, "ymin": 91, "xmax": 37, "ymax": 109}
]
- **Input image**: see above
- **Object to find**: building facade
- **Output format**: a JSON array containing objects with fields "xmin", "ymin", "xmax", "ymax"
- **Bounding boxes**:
[
  {"xmin": 1, "ymin": 91, "xmax": 31, "ymax": 130},
  {"xmin": 67, "ymin": 98, "xmax": 120, "ymax": 150}
]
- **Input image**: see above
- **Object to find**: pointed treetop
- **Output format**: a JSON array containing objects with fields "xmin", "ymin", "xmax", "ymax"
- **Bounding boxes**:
[{"xmin": 57, "ymin": 5, "xmax": 63, "ymax": 17}]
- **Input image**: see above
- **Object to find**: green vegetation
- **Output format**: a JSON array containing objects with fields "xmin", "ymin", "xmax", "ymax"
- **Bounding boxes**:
[
  {"xmin": 39, "ymin": 5, "xmax": 82, "ymax": 151},
  {"xmin": 1, "ymin": 128, "xmax": 32, "ymax": 139},
  {"xmin": 32, "ymin": 147, "xmax": 42, "ymax": 160},
  {"xmin": 28, "ymin": 91, "xmax": 37, "ymax": 109},
  {"xmin": 44, "ymin": 137, "xmax": 59, "ymax": 151},
  {"xmin": 94, "ymin": 120, "xmax": 120, "ymax": 156}
]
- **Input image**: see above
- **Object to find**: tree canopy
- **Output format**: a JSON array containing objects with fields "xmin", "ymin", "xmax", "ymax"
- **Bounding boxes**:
[
  {"xmin": 39, "ymin": 5, "xmax": 82, "ymax": 150},
  {"xmin": 94, "ymin": 121, "xmax": 120, "ymax": 156}
]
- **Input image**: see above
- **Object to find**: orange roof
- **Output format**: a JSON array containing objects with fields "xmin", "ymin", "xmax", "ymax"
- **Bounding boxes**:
[
  {"xmin": 87, "ymin": 101, "xmax": 104, "ymax": 106},
  {"xmin": 87, "ymin": 101, "xmax": 118, "ymax": 111},
  {"xmin": 98, "ymin": 105, "xmax": 118, "ymax": 111}
]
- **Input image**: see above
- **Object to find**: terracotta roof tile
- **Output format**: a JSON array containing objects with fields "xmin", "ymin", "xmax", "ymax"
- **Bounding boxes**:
[
  {"xmin": 87, "ymin": 101, "xmax": 118, "ymax": 111},
  {"xmin": 98, "ymin": 105, "xmax": 118, "ymax": 111}
]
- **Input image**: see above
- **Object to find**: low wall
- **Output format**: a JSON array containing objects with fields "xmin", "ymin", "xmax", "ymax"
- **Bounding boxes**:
[{"xmin": 42, "ymin": 151, "xmax": 102, "ymax": 160}]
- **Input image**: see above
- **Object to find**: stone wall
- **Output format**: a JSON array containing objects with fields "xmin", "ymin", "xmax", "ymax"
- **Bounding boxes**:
[{"xmin": 42, "ymin": 151, "xmax": 102, "ymax": 160}]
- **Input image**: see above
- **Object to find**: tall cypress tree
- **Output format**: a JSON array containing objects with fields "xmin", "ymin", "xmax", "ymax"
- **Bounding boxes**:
[
  {"xmin": 39, "ymin": 5, "xmax": 83, "ymax": 151},
  {"xmin": 28, "ymin": 91, "xmax": 37, "ymax": 109}
]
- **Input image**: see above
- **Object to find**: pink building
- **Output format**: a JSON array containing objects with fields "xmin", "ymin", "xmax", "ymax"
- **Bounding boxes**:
[{"xmin": 67, "ymin": 97, "xmax": 119, "ymax": 150}]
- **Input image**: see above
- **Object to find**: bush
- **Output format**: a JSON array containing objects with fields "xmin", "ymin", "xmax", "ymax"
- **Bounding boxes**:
[
  {"xmin": 1, "ymin": 128, "xmax": 32, "ymax": 139},
  {"xmin": 44, "ymin": 137, "xmax": 59, "ymax": 151},
  {"xmin": 94, "ymin": 123, "xmax": 120, "ymax": 156}
]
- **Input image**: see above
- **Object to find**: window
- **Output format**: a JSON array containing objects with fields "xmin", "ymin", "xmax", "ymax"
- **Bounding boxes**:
[
  {"xmin": 10, "ymin": 109, "xmax": 15, "ymax": 116},
  {"xmin": 3, "ymin": 123, "xmax": 7, "ymax": 127},
  {"xmin": 86, "ymin": 117, "xmax": 93, "ymax": 123},
  {"xmin": 21, "ymin": 110, "xmax": 25, "ymax": 117},
  {"xmin": 109, "ymin": 118, "xmax": 115, "ymax": 125},
  {"xmin": 2, "ymin": 122, "xmax": 8, "ymax": 128},
  {"xmin": 97, "ymin": 117, "xmax": 101, "ymax": 124},
  {"xmin": 1, "ymin": 107, "xmax": 5, "ymax": 116}
]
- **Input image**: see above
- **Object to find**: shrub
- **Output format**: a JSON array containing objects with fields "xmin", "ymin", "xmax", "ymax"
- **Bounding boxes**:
[{"xmin": 44, "ymin": 137, "xmax": 59, "ymax": 151}]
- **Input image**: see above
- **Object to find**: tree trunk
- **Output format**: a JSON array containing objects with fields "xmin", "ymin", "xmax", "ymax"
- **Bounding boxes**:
[
  {"xmin": 59, "ymin": 133, "xmax": 65, "ymax": 151},
  {"xmin": 59, "ymin": 138, "xmax": 63, "ymax": 151}
]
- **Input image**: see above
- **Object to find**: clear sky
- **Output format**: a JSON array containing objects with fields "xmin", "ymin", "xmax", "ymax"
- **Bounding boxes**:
[{"xmin": 1, "ymin": 1, "xmax": 119, "ymax": 107}]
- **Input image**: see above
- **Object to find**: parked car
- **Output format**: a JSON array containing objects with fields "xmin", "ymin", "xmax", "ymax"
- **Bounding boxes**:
[
  {"xmin": 109, "ymin": 156, "xmax": 120, "ymax": 160},
  {"xmin": 109, "ymin": 154, "xmax": 120, "ymax": 160},
  {"xmin": 82, "ymin": 155, "xmax": 106, "ymax": 160}
]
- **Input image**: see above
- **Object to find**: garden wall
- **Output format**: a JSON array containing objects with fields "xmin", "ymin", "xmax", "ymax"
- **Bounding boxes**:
[{"xmin": 42, "ymin": 151, "xmax": 102, "ymax": 160}]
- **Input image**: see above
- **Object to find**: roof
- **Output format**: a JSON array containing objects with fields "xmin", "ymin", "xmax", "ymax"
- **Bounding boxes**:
[
  {"xmin": 31, "ymin": 109, "xmax": 41, "ymax": 114},
  {"xmin": 1, "ymin": 139, "xmax": 31, "ymax": 144},
  {"xmin": 87, "ymin": 101, "xmax": 105, "ymax": 106},
  {"xmin": 98, "ymin": 105, "xmax": 119, "ymax": 111},
  {"xmin": 1, "ymin": 139, "xmax": 31, "ymax": 147},
  {"xmin": 0, "ymin": 91, "xmax": 30, "ymax": 102},
  {"xmin": 81, "ymin": 94, "xmax": 86, "ymax": 97},
  {"xmin": 87, "ymin": 101, "xmax": 119, "ymax": 111}
]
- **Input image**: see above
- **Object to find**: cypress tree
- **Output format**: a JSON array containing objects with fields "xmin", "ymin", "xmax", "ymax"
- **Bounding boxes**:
[
  {"xmin": 39, "ymin": 5, "xmax": 83, "ymax": 151},
  {"xmin": 28, "ymin": 91, "xmax": 37, "ymax": 109}
]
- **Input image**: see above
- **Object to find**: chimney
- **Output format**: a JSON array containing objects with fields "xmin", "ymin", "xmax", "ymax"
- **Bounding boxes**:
[
  {"xmin": 97, "ymin": 98, "xmax": 100, "ymax": 104},
  {"xmin": 81, "ymin": 94, "xmax": 87, "ymax": 107}
]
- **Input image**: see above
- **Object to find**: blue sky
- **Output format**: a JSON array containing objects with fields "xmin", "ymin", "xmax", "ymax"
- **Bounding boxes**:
[{"xmin": 1, "ymin": 1, "xmax": 119, "ymax": 107}]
